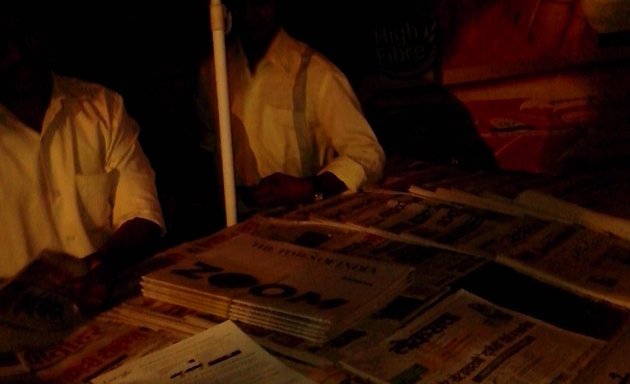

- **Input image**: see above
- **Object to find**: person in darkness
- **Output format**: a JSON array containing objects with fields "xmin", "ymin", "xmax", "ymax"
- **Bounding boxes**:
[
  {"xmin": 0, "ymin": 5, "xmax": 165, "ymax": 311},
  {"xmin": 198, "ymin": 0, "xmax": 385, "ymax": 214}
]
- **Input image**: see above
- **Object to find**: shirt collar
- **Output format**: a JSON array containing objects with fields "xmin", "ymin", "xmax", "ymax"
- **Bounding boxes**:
[
  {"xmin": 50, "ymin": 73, "xmax": 71, "ymax": 103},
  {"xmin": 45, "ymin": 73, "xmax": 67, "ymax": 127},
  {"xmin": 258, "ymin": 28, "xmax": 302, "ymax": 73}
]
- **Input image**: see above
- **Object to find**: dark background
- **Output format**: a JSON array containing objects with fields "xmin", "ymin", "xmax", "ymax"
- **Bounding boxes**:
[
  {"xmin": 38, "ymin": 1, "xmax": 496, "ymax": 246},
  {"xmin": 14, "ymin": 0, "xmax": 630, "ymax": 345},
  {"xmin": 44, "ymin": 1, "xmax": 224, "ymax": 246}
]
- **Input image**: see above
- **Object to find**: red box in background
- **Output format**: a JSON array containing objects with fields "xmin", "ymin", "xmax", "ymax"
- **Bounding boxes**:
[{"xmin": 463, "ymin": 97, "xmax": 592, "ymax": 174}]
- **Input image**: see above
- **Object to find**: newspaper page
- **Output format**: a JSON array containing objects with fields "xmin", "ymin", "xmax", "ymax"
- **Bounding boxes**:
[
  {"xmin": 515, "ymin": 189, "xmax": 630, "ymax": 242},
  {"xmin": 92, "ymin": 320, "xmax": 316, "ymax": 384},
  {"xmin": 379, "ymin": 159, "xmax": 466, "ymax": 192},
  {"xmin": 575, "ymin": 320, "xmax": 630, "ymax": 384},
  {"xmin": 529, "ymin": 168, "xmax": 630, "ymax": 220},
  {"xmin": 411, "ymin": 168, "xmax": 552, "ymax": 200},
  {"xmin": 408, "ymin": 185, "xmax": 553, "ymax": 220},
  {"xmin": 371, "ymin": 197, "xmax": 521, "ymax": 259},
  {"xmin": 299, "ymin": 227, "xmax": 464, "ymax": 359},
  {"xmin": 494, "ymin": 223, "xmax": 630, "ymax": 310},
  {"xmin": 275, "ymin": 190, "xmax": 511, "ymax": 259},
  {"xmin": 237, "ymin": 216, "xmax": 487, "ymax": 301},
  {"xmin": 343, "ymin": 289, "xmax": 604, "ymax": 384},
  {"xmin": 229, "ymin": 217, "xmax": 356, "ymax": 251},
  {"xmin": 279, "ymin": 191, "xmax": 399, "ymax": 224},
  {"xmin": 18, "ymin": 319, "xmax": 177, "ymax": 384},
  {"xmin": 312, "ymin": 229, "xmax": 486, "ymax": 301},
  {"xmin": 380, "ymin": 168, "xmax": 456, "ymax": 193}
]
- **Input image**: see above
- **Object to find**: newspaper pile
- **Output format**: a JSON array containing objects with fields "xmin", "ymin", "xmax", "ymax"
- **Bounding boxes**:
[{"xmin": 141, "ymin": 234, "xmax": 415, "ymax": 343}]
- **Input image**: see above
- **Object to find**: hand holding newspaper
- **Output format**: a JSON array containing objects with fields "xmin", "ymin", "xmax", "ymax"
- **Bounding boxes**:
[
  {"xmin": 0, "ymin": 251, "xmax": 89, "ymax": 352},
  {"xmin": 92, "ymin": 320, "xmax": 316, "ymax": 384}
]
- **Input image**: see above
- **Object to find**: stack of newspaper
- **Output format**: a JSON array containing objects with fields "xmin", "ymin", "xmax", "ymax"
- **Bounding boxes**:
[{"xmin": 141, "ymin": 234, "xmax": 415, "ymax": 343}]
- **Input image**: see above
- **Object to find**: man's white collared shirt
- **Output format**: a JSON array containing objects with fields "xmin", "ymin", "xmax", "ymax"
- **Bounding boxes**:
[{"xmin": 0, "ymin": 75, "xmax": 164, "ymax": 278}]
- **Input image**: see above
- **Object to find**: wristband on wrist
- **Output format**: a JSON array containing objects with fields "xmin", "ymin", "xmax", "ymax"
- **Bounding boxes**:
[
  {"xmin": 84, "ymin": 252, "xmax": 104, "ymax": 273},
  {"xmin": 310, "ymin": 176, "xmax": 325, "ymax": 203}
]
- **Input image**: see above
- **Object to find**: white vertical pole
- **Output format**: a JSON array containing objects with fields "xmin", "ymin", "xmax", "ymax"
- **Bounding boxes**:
[{"xmin": 209, "ymin": 0, "xmax": 238, "ymax": 226}]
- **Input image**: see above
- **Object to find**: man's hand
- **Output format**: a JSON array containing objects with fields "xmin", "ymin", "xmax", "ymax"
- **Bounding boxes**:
[
  {"xmin": 0, "ymin": 251, "xmax": 97, "ymax": 330},
  {"xmin": 75, "ymin": 218, "xmax": 163, "ymax": 315},
  {"xmin": 249, "ymin": 171, "xmax": 348, "ymax": 207},
  {"xmin": 251, "ymin": 173, "xmax": 315, "ymax": 207},
  {"xmin": 30, "ymin": 251, "xmax": 112, "ymax": 317},
  {"xmin": 28, "ymin": 219, "xmax": 162, "ymax": 317},
  {"xmin": 72, "ymin": 252, "xmax": 113, "ymax": 316}
]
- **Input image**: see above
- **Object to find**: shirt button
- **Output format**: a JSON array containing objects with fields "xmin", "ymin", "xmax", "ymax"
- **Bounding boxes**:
[
  {"xmin": 66, "ymin": 235, "xmax": 76, "ymax": 242},
  {"xmin": 52, "ymin": 190, "xmax": 61, "ymax": 198}
]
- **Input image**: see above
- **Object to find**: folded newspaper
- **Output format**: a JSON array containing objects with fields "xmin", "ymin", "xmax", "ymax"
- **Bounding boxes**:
[
  {"xmin": 343, "ymin": 289, "xmax": 605, "ymax": 383},
  {"xmin": 0, "ymin": 252, "xmax": 88, "ymax": 354},
  {"xmin": 92, "ymin": 320, "xmax": 315, "ymax": 384},
  {"xmin": 141, "ymin": 234, "xmax": 415, "ymax": 343}
]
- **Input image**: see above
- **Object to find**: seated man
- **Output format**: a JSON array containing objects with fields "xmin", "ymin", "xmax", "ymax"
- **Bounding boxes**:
[
  {"xmin": 0, "ymin": 7, "xmax": 165, "ymax": 309},
  {"xmin": 198, "ymin": 0, "xmax": 385, "ymax": 212}
]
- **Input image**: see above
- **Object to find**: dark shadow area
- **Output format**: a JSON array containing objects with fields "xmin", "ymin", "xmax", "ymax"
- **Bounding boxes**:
[
  {"xmin": 280, "ymin": 0, "xmax": 498, "ymax": 171},
  {"xmin": 38, "ymin": 1, "xmax": 225, "ymax": 246},
  {"xmin": 457, "ymin": 262, "xmax": 628, "ymax": 341},
  {"xmin": 359, "ymin": 83, "xmax": 499, "ymax": 171},
  {"xmin": 31, "ymin": 0, "xmax": 500, "ymax": 246}
]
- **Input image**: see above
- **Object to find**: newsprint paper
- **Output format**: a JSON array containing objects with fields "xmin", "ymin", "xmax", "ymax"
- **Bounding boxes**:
[
  {"xmin": 142, "ymin": 234, "xmax": 414, "ymax": 343},
  {"xmin": 575, "ymin": 320, "xmax": 630, "ymax": 383},
  {"xmin": 343, "ymin": 289, "xmax": 604, "ymax": 384},
  {"xmin": 92, "ymin": 320, "xmax": 315, "ymax": 384}
]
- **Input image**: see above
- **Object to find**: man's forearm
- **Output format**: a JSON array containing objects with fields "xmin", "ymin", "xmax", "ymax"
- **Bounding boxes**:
[{"xmin": 85, "ymin": 218, "xmax": 162, "ymax": 273}]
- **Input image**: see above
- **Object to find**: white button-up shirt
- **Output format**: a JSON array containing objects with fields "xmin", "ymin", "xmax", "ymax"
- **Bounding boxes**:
[
  {"xmin": 200, "ymin": 29, "xmax": 385, "ymax": 190},
  {"xmin": 0, "ymin": 74, "xmax": 164, "ymax": 278}
]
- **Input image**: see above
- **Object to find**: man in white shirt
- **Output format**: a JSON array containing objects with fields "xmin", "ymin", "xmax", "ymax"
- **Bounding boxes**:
[
  {"xmin": 199, "ymin": 0, "xmax": 385, "ymax": 210},
  {"xmin": 0, "ymin": 7, "xmax": 165, "ymax": 309}
]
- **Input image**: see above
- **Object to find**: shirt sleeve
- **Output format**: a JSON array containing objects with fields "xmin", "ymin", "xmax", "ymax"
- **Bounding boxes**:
[
  {"xmin": 105, "ymin": 91, "xmax": 166, "ymax": 232},
  {"xmin": 311, "ymin": 60, "xmax": 386, "ymax": 192}
]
